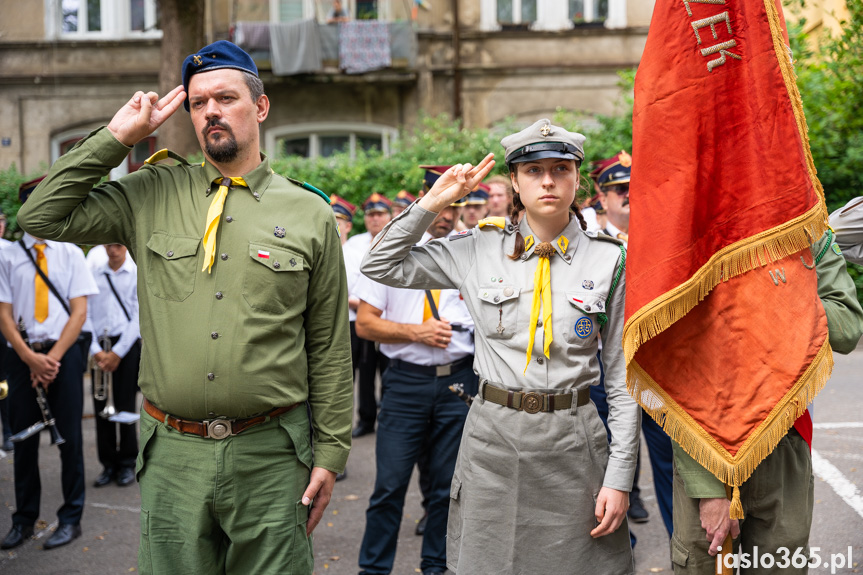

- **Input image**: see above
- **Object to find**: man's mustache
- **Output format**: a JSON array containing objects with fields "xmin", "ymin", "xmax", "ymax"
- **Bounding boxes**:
[{"xmin": 203, "ymin": 119, "xmax": 232, "ymax": 137}]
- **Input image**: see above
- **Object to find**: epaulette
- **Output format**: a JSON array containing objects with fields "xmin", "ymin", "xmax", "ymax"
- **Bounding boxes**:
[
  {"xmin": 144, "ymin": 149, "xmax": 191, "ymax": 166},
  {"xmin": 586, "ymin": 230, "xmax": 625, "ymax": 247},
  {"xmin": 286, "ymin": 176, "xmax": 330, "ymax": 204},
  {"xmin": 478, "ymin": 217, "xmax": 515, "ymax": 234}
]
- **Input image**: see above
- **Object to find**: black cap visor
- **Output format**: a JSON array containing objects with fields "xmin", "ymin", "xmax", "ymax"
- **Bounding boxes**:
[{"xmin": 506, "ymin": 142, "xmax": 584, "ymax": 165}]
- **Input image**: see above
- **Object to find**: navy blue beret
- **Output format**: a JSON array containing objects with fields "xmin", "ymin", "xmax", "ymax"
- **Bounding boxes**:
[{"xmin": 181, "ymin": 41, "xmax": 258, "ymax": 111}]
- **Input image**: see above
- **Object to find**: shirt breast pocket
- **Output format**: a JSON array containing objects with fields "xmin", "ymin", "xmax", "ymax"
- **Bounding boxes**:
[
  {"xmin": 243, "ymin": 242, "xmax": 307, "ymax": 314},
  {"xmin": 145, "ymin": 232, "xmax": 200, "ymax": 302},
  {"xmin": 562, "ymin": 290, "xmax": 606, "ymax": 345},
  {"xmin": 477, "ymin": 286, "xmax": 520, "ymax": 340}
]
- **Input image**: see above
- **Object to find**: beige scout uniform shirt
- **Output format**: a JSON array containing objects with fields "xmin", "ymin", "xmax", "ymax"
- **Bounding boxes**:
[{"xmin": 363, "ymin": 202, "xmax": 640, "ymax": 574}]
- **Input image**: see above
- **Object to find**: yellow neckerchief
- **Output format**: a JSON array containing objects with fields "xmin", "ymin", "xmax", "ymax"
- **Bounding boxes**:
[
  {"xmin": 521, "ymin": 223, "xmax": 573, "ymax": 374},
  {"xmin": 202, "ymin": 176, "xmax": 248, "ymax": 273}
]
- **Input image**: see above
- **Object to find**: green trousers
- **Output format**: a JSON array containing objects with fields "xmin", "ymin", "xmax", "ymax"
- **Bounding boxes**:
[
  {"xmin": 671, "ymin": 430, "xmax": 814, "ymax": 575},
  {"xmin": 136, "ymin": 406, "xmax": 314, "ymax": 574}
]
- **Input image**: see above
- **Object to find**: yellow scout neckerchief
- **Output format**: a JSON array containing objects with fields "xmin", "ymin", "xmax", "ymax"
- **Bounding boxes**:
[
  {"xmin": 524, "ymin": 239, "xmax": 555, "ymax": 373},
  {"xmin": 202, "ymin": 176, "xmax": 248, "ymax": 273}
]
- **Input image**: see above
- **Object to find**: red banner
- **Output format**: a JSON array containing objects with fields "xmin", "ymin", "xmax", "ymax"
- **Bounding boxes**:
[{"xmin": 624, "ymin": 0, "xmax": 831, "ymax": 511}]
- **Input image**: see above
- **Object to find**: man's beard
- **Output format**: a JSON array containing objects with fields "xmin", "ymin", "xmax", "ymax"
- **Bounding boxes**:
[{"xmin": 203, "ymin": 119, "xmax": 239, "ymax": 163}]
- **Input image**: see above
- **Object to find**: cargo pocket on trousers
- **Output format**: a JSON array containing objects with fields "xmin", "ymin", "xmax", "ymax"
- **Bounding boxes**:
[
  {"xmin": 670, "ymin": 535, "xmax": 690, "ymax": 568},
  {"xmin": 138, "ymin": 508, "xmax": 153, "ymax": 574},
  {"xmin": 278, "ymin": 415, "xmax": 314, "ymax": 472},
  {"xmin": 135, "ymin": 413, "xmax": 159, "ymax": 482},
  {"xmin": 292, "ymin": 500, "xmax": 314, "ymax": 573}
]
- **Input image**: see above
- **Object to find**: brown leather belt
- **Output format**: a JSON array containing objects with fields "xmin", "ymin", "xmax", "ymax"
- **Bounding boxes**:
[
  {"xmin": 481, "ymin": 382, "xmax": 590, "ymax": 414},
  {"xmin": 143, "ymin": 398, "xmax": 299, "ymax": 440}
]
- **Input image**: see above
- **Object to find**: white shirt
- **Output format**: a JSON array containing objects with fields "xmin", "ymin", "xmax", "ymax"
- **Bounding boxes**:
[
  {"xmin": 603, "ymin": 221, "xmax": 628, "ymax": 248},
  {"xmin": 581, "ymin": 206, "xmax": 601, "ymax": 233},
  {"xmin": 0, "ymin": 234, "xmax": 99, "ymax": 343},
  {"xmin": 342, "ymin": 231, "xmax": 372, "ymax": 322},
  {"xmin": 87, "ymin": 257, "xmax": 140, "ymax": 358},
  {"xmin": 355, "ymin": 231, "xmax": 474, "ymax": 366},
  {"xmin": 0, "ymin": 238, "xmax": 12, "ymax": 250}
]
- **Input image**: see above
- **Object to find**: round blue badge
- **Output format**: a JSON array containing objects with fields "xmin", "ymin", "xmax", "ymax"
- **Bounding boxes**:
[{"xmin": 574, "ymin": 317, "xmax": 593, "ymax": 339}]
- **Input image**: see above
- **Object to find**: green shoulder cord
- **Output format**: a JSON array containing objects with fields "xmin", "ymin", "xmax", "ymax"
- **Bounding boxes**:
[
  {"xmin": 597, "ymin": 244, "xmax": 626, "ymax": 328},
  {"xmin": 814, "ymin": 228, "xmax": 834, "ymax": 266}
]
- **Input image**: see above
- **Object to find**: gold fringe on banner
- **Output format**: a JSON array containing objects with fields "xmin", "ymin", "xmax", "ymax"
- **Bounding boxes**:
[
  {"xmin": 622, "ymin": 204, "xmax": 827, "ymax": 364},
  {"xmin": 627, "ymin": 338, "xmax": 833, "ymax": 488}
]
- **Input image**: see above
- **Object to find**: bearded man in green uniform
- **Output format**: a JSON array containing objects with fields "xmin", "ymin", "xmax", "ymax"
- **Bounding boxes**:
[{"xmin": 18, "ymin": 41, "xmax": 353, "ymax": 574}]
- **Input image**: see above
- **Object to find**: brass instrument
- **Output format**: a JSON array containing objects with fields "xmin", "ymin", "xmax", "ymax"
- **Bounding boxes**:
[
  {"xmin": 0, "ymin": 380, "xmax": 7, "ymax": 400},
  {"xmin": 94, "ymin": 329, "xmax": 116, "ymax": 419},
  {"xmin": 10, "ymin": 319, "xmax": 65, "ymax": 446}
]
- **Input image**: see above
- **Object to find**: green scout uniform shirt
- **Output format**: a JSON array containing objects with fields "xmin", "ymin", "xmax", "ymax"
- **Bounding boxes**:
[
  {"xmin": 674, "ymin": 232, "xmax": 863, "ymax": 498},
  {"xmin": 18, "ymin": 127, "xmax": 353, "ymax": 473}
]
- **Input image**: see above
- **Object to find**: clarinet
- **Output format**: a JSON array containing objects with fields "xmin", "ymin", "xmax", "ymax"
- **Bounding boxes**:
[{"xmin": 9, "ymin": 319, "xmax": 65, "ymax": 446}]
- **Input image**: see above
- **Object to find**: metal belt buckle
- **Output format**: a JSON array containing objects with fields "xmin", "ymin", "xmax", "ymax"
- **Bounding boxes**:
[
  {"xmin": 436, "ymin": 364, "xmax": 452, "ymax": 377},
  {"xmin": 206, "ymin": 419, "xmax": 234, "ymax": 440},
  {"xmin": 522, "ymin": 392, "xmax": 542, "ymax": 414}
]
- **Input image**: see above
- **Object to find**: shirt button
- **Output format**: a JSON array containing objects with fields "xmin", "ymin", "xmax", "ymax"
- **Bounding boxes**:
[
  {"xmin": 215, "ymin": 292, "xmax": 223, "ymax": 300},
  {"xmin": 493, "ymin": 295, "xmax": 500, "ymax": 303},
  {"xmin": 564, "ymin": 254, "xmax": 571, "ymax": 261},
  {"xmin": 536, "ymin": 320, "xmax": 543, "ymax": 327},
  {"xmin": 521, "ymin": 254, "xmax": 528, "ymax": 261},
  {"xmin": 167, "ymin": 250, "xmax": 174, "ymax": 257},
  {"xmin": 253, "ymin": 192, "xmax": 260, "ymax": 199},
  {"xmin": 207, "ymin": 373, "xmax": 215, "ymax": 381},
  {"xmin": 503, "ymin": 287, "xmax": 514, "ymax": 297},
  {"xmin": 225, "ymin": 216, "xmax": 233, "ymax": 223},
  {"xmin": 273, "ymin": 261, "xmax": 281, "ymax": 269},
  {"xmin": 221, "ymin": 253, "xmax": 228, "ymax": 261},
  {"xmin": 585, "ymin": 305, "xmax": 591, "ymax": 311},
  {"xmin": 536, "ymin": 357, "xmax": 544, "ymax": 365},
  {"xmin": 211, "ymin": 332, "xmax": 219, "ymax": 339}
]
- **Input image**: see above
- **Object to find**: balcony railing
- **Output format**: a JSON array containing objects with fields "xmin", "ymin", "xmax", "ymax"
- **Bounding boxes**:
[{"xmin": 233, "ymin": 20, "xmax": 416, "ymax": 75}]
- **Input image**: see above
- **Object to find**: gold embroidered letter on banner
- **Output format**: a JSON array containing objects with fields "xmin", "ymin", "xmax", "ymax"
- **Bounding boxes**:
[
  {"xmin": 701, "ymin": 39, "xmax": 743, "ymax": 71},
  {"xmin": 682, "ymin": 0, "xmax": 726, "ymax": 17},
  {"xmin": 691, "ymin": 12, "xmax": 733, "ymax": 44}
]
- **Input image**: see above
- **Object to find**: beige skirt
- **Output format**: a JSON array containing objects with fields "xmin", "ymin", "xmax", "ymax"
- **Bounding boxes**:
[{"xmin": 447, "ymin": 392, "xmax": 634, "ymax": 575}]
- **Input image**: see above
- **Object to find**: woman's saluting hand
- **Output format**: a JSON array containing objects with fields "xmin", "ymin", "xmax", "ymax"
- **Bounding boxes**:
[{"xmin": 418, "ymin": 154, "xmax": 496, "ymax": 213}]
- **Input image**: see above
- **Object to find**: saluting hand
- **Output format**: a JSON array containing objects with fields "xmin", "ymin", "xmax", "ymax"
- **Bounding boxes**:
[
  {"xmin": 418, "ymin": 154, "xmax": 496, "ymax": 213},
  {"xmin": 107, "ymin": 85, "xmax": 187, "ymax": 147}
]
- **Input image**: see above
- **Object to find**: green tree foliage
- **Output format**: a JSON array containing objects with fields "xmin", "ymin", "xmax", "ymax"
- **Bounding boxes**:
[
  {"xmin": 787, "ymin": 0, "xmax": 863, "ymax": 212},
  {"xmin": 0, "ymin": 164, "xmax": 36, "ymax": 240},
  {"xmin": 787, "ymin": 0, "xmax": 863, "ymax": 300}
]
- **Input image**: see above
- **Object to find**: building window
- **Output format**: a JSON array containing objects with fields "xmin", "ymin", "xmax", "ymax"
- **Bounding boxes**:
[
  {"xmin": 265, "ymin": 123, "xmax": 396, "ymax": 160},
  {"xmin": 272, "ymin": 0, "xmax": 393, "ymax": 22},
  {"xmin": 480, "ymin": 0, "xmax": 625, "ymax": 31},
  {"xmin": 569, "ymin": 0, "xmax": 608, "ymax": 24},
  {"xmin": 51, "ymin": 0, "xmax": 161, "ymax": 39}
]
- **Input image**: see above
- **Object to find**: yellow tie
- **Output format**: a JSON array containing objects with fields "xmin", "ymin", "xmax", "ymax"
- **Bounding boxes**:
[
  {"xmin": 202, "ymin": 176, "xmax": 248, "ymax": 273},
  {"xmin": 33, "ymin": 244, "xmax": 49, "ymax": 323},
  {"xmin": 422, "ymin": 290, "xmax": 441, "ymax": 322},
  {"xmin": 524, "ymin": 242, "xmax": 554, "ymax": 373}
]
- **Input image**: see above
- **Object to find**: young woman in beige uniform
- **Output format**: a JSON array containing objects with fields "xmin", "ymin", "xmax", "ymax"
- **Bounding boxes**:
[{"xmin": 361, "ymin": 119, "xmax": 640, "ymax": 574}]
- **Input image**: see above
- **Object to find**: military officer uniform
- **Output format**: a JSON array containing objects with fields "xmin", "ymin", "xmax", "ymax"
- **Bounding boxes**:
[
  {"xmin": 670, "ymin": 231, "xmax": 863, "ymax": 574},
  {"xmin": 829, "ymin": 197, "xmax": 863, "ymax": 265},
  {"xmin": 0, "ymin": 178, "xmax": 98, "ymax": 550},
  {"xmin": 18, "ymin": 41, "xmax": 353, "ymax": 574},
  {"xmin": 589, "ymin": 153, "xmax": 675, "ymax": 538},
  {"xmin": 87, "ymin": 250, "xmax": 141, "ymax": 487},
  {"xmin": 392, "ymin": 190, "xmax": 417, "ymax": 217},
  {"xmin": 362, "ymin": 121, "xmax": 640, "ymax": 575}
]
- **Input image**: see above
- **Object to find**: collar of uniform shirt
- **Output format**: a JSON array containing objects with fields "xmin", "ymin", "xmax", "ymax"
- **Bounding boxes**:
[
  {"xmin": 22, "ymin": 233, "xmax": 56, "ymax": 251},
  {"xmin": 202, "ymin": 153, "xmax": 275, "ymax": 202},
  {"xmin": 517, "ymin": 217, "xmax": 580, "ymax": 264}
]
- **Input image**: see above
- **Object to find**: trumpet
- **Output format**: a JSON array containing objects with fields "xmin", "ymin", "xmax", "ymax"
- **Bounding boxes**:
[
  {"xmin": 11, "ymin": 318, "xmax": 65, "ymax": 447},
  {"xmin": 0, "ymin": 380, "xmax": 7, "ymax": 400},
  {"xmin": 93, "ymin": 329, "xmax": 116, "ymax": 419}
]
